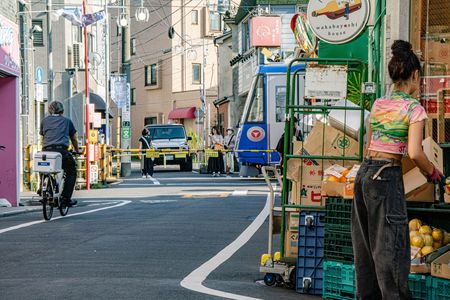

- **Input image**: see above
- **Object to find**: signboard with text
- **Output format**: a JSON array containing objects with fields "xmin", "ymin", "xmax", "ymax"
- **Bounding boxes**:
[
  {"xmin": 307, "ymin": 0, "xmax": 370, "ymax": 44},
  {"xmin": 250, "ymin": 17, "xmax": 281, "ymax": 47},
  {"xmin": 0, "ymin": 14, "xmax": 19, "ymax": 76}
]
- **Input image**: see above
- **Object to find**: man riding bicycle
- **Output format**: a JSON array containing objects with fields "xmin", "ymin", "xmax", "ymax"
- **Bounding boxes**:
[{"xmin": 40, "ymin": 101, "xmax": 80, "ymax": 206}]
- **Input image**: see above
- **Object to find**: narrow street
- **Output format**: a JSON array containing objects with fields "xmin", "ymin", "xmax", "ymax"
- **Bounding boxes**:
[{"xmin": 0, "ymin": 167, "xmax": 317, "ymax": 300}]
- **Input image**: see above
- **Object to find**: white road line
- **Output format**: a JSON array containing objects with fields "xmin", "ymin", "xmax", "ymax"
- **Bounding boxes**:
[
  {"xmin": 180, "ymin": 194, "xmax": 270, "ymax": 300},
  {"xmin": 140, "ymin": 200, "xmax": 178, "ymax": 204},
  {"xmin": 149, "ymin": 177, "xmax": 161, "ymax": 185},
  {"xmin": 0, "ymin": 200, "xmax": 131, "ymax": 235},
  {"xmin": 231, "ymin": 190, "xmax": 248, "ymax": 196}
]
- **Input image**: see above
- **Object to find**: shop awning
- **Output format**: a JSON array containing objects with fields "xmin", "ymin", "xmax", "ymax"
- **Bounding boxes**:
[{"xmin": 168, "ymin": 107, "xmax": 196, "ymax": 119}]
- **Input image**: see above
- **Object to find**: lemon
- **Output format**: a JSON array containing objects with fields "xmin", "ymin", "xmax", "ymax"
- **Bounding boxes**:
[
  {"xmin": 443, "ymin": 232, "xmax": 450, "ymax": 245},
  {"xmin": 409, "ymin": 230, "xmax": 419, "ymax": 240},
  {"xmin": 421, "ymin": 246, "xmax": 435, "ymax": 256},
  {"xmin": 409, "ymin": 219, "xmax": 422, "ymax": 231},
  {"xmin": 419, "ymin": 225, "xmax": 432, "ymax": 235},
  {"xmin": 432, "ymin": 229, "xmax": 444, "ymax": 243},
  {"xmin": 433, "ymin": 242, "xmax": 442, "ymax": 250},
  {"xmin": 411, "ymin": 235, "xmax": 425, "ymax": 248},
  {"xmin": 422, "ymin": 234, "xmax": 433, "ymax": 247}
]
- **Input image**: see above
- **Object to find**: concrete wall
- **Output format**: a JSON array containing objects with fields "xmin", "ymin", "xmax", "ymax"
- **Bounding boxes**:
[{"xmin": 0, "ymin": 0, "xmax": 17, "ymax": 22}]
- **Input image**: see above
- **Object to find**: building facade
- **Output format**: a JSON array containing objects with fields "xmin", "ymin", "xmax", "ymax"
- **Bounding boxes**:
[{"xmin": 124, "ymin": 0, "xmax": 222, "ymax": 149}]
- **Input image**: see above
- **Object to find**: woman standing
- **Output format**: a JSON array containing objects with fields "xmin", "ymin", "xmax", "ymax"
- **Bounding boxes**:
[
  {"xmin": 352, "ymin": 40, "xmax": 444, "ymax": 299},
  {"xmin": 139, "ymin": 128, "xmax": 154, "ymax": 178},
  {"xmin": 208, "ymin": 126, "xmax": 224, "ymax": 176}
]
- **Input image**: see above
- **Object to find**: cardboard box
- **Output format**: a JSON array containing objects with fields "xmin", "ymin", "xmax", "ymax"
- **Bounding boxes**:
[
  {"xmin": 431, "ymin": 251, "xmax": 450, "ymax": 279},
  {"xmin": 445, "ymin": 193, "xmax": 450, "ymax": 203},
  {"xmin": 328, "ymin": 99, "xmax": 370, "ymax": 141},
  {"xmin": 421, "ymin": 40, "xmax": 450, "ymax": 64},
  {"xmin": 402, "ymin": 137, "xmax": 443, "ymax": 202},
  {"xmin": 287, "ymin": 158, "xmax": 330, "ymax": 183},
  {"xmin": 411, "ymin": 245, "xmax": 450, "ymax": 274},
  {"xmin": 284, "ymin": 230, "xmax": 299, "ymax": 258},
  {"xmin": 291, "ymin": 180, "xmax": 323, "ymax": 206},
  {"xmin": 321, "ymin": 181, "xmax": 355, "ymax": 199},
  {"xmin": 303, "ymin": 121, "xmax": 360, "ymax": 165},
  {"xmin": 287, "ymin": 211, "xmax": 300, "ymax": 232}
]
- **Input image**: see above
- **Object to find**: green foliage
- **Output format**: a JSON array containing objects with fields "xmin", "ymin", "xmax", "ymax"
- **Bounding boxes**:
[{"xmin": 347, "ymin": 71, "xmax": 372, "ymax": 111}]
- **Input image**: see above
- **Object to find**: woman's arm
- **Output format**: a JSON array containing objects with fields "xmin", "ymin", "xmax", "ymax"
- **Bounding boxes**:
[
  {"xmin": 363, "ymin": 122, "xmax": 372, "ymax": 157},
  {"xmin": 407, "ymin": 121, "xmax": 434, "ymax": 175}
]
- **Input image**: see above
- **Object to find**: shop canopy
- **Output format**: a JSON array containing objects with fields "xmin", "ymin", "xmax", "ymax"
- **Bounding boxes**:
[{"xmin": 168, "ymin": 107, "xmax": 196, "ymax": 119}]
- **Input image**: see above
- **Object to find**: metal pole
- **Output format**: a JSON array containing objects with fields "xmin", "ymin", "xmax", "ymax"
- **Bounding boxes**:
[
  {"xmin": 46, "ymin": 0, "xmax": 53, "ymax": 103},
  {"xmin": 83, "ymin": 0, "xmax": 91, "ymax": 190},
  {"xmin": 104, "ymin": 0, "xmax": 110, "ymax": 145}
]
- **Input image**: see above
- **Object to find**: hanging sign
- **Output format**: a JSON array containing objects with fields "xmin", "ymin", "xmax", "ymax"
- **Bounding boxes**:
[
  {"xmin": 307, "ymin": 0, "xmax": 370, "ymax": 44},
  {"xmin": 0, "ymin": 14, "xmax": 19, "ymax": 76}
]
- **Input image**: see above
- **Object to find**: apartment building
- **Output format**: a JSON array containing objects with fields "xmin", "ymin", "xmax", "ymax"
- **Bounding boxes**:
[{"xmin": 121, "ymin": 0, "xmax": 221, "ymax": 149}]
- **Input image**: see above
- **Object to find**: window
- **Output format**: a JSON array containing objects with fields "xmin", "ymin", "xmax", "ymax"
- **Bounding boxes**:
[
  {"xmin": 32, "ymin": 20, "xmax": 44, "ymax": 46},
  {"xmin": 209, "ymin": 12, "xmax": 221, "ymax": 31},
  {"xmin": 131, "ymin": 38, "xmax": 136, "ymax": 55},
  {"xmin": 149, "ymin": 126, "xmax": 186, "ymax": 140},
  {"xmin": 144, "ymin": 117, "xmax": 157, "ymax": 125},
  {"xmin": 192, "ymin": 63, "xmax": 201, "ymax": 84},
  {"xmin": 116, "ymin": 25, "xmax": 121, "ymax": 36},
  {"xmin": 88, "ymin": 33, "xmax": 95, "ymax": 54},
  {"xmin": 246, "ymin": 75, "xmax": 264, "ymax": 123},
  {"xmin": 241, "ymin": 21, "xmax": 250, "ymax": 52},
  {"xmin": 275, "ymin": 86, "xmax": 286, "ymax": 122},
  {"xmin": 145, "ymin": 64, "xmax": 157, "ymax": 86},
  {"xmin": 191, "ymin": 10, "xmax": 198, "ymax": 25},
  {"xmin": 131, "ymin": 88, "xmax": 136, "ymax": 105}
]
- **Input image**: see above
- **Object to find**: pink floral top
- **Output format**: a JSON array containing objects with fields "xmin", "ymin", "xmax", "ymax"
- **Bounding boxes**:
[{"xmin": 368, "ymin": 91, "xmax": 428, "ymax": 155}]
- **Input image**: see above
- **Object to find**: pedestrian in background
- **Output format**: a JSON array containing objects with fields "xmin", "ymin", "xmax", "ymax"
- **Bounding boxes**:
[
  {"xmin": 208, "ymin": 126, "xmax": 224, "ymax": 176},
  {"xmin": 276, "ymin": 116, "xmax": 303, "ymax": 167},
  {"xmin": 139, "ymin": 128, "xmax": 154, "ymax": 178},
  {"xmin": 224, "ymin": 127, "xmax": 236, "ymax": 175},
  {"xmin": 352, "ymin": 40, "xmax": 444, "ymax": 299}
]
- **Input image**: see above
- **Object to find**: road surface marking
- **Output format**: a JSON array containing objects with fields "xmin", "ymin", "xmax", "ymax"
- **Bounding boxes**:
[
  {"xmin": 0, "ymin": 200, "xmax": 131, "ymax": 235},
  {"xmin": 180, "ymin": 194, "xmax": 270, "ymax": 300},
  {"xmin": 231, "ymin": 190, "xmax": 248, "ymax": 196},
  {"xmin": 83, "ymin": 200, "xmax": 121, "ymax": 207},
  {"xmin": 140, "ymin": 200, "xmax": 178, "ymax": 204},
  {"xmin": 149, "ymin": 177, "xmax": 161, "ymax": 185}
]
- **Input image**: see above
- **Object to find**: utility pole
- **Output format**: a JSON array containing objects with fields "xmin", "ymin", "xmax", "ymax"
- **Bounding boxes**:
[
  {"xmin": 46, "ymin": 0, "xmax": 53, "ymax": 103},
  {"xmin": 120, "ymin": 0, "xmax": 131, "ymax": 176},
  {"xmin": 83, "ymin": 0, "xmax": 91, "ymax": 190},
  {"xmin": 104, "ymin": 0, "xmax": 110, "ymax": 145}
]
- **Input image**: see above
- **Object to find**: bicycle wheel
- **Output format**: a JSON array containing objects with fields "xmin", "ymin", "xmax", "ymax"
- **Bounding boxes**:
[
  {"xmin": 42, "ymin": 193, "xmax": 53, "ymax": 221},
  {"xmin": 58, "ymin": 196, "xmax": 69, "ymax": 216}
]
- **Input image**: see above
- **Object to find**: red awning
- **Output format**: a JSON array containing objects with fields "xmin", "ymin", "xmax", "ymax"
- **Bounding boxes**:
[{"xmin": 168, "ymin": 107, "xmax": 196, "ymax": 119}]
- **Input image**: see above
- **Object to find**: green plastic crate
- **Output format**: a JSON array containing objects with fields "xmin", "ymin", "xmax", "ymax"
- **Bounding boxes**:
[
  {"xmin": 408, "ymin": 274, "xmax": 432, "ymax": 300},
  {"xmin": 325, "ymin": 197, "xmax": 352, "ymax": 233},
  {"xmin": 324, "ymin": 230, "xmax": 354, "ymax": 263},
  {"xmin": 323, "ymin": 260, "xmax": 356, "ymax": 300},
  {"xmin": 323, "ymin": 262, "xmax": 431, "ymax": 300},
  {"xmin": 431, "ymin": 277, "xmax": 450, "ymax": 300}
]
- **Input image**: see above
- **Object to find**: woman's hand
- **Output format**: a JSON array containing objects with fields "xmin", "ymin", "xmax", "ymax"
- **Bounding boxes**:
[{"xmin": 428, "ymin": 164, "xmax": 444, "ymax": 184}]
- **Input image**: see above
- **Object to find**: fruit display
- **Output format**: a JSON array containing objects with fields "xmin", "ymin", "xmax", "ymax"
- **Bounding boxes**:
[
  {"xmin": 409, "ymin": 218, "xmax": 450, "ymax": 258},
  {"xmin": 323, "ymin": 164, "xmax": 358, "ymax": 183}
]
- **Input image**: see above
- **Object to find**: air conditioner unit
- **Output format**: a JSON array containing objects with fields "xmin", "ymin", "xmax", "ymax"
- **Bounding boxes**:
[
  {"xmin": 72, "ymin": 42, "xmax": 84, "ymax": 69},
  {"xmin": 67, "ymin": 45, "xmax": 73, "ymax": 69}
]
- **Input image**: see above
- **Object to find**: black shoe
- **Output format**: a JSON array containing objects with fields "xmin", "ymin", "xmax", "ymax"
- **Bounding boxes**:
[{"xmin": 68, "ymin": 199, "xmax": 77, "ymax": 207}]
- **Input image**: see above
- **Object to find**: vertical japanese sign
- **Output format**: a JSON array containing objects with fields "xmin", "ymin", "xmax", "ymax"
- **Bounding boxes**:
[{"xmin": 121, "ymin": 83, "xmax": 131, "ymax": 163}]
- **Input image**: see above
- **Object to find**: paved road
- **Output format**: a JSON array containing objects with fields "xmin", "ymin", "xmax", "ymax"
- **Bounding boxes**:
[{"xmin": 0, "ymin": 167, "xmax": 318, "ymax": 300}]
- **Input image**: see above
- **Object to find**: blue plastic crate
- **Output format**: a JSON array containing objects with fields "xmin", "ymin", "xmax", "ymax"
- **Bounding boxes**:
[{"xmin": 296, "ymin": 211, "xmax": 325, "ymax": 295}]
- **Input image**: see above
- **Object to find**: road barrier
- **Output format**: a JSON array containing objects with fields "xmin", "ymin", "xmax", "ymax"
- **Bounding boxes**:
[{"xmin": 24, "ymin": 145, "xmax": 279, "ymax": 190}]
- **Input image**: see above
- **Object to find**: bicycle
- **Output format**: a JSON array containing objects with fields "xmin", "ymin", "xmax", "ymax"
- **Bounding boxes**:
[{"xmin": 34, "ymin": 151, "xmax": 77, "ymax": 220}]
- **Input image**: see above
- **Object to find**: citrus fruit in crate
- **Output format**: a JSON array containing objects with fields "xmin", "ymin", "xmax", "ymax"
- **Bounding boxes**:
[
  {"xmin": 409, "ymin": 219, "xmax": 422, "ymax": 231},
  {"xmin": 432, "ymin": 229, "xmax": 443, "ymax": 242},
  {"xmin": 422, "ymin": 234, "xmax": 433, "ymax": 247},
  {"xmin": 443, "ymin": 232, "xmax": 450, "ymax": 245},
  {"xmin": 419, "ymin": 225, "xmax": 432, "ymax": 235},
  {"xmin": 410, "ymin": 230, "xmax": 419, "ymax": 240},
  {"xmin": 433, "ymin": 242, "xmax": 442, "ymax": 250},
  {"xmin": 421, "ymin": 246, "xmax": 434, "ymax": 256},
  {"xmin": 411, "ymin": 235, "xmax": 425, "ymax": 248},
  {"xmin": 327, "ymin": 175, "xmax": 340, "ymax": 182}
]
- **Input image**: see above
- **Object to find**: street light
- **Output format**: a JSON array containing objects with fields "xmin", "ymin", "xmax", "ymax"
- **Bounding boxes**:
[
  {"xmin": 135, "ymin": 0, "xmax": 149, "ymax": 22},
  {"xmin": 117, "ymin": 12, "xmax": 128, "ymax": 27}
]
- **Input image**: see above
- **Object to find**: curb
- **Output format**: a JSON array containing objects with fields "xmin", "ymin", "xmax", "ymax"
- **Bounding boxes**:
[{"xmin": 0, "ymin": 206, "xmax": 41, "ymax": 218}]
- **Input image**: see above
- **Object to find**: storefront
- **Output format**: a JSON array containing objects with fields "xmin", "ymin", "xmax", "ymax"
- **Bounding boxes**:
[
  {"xmin": 410, "ymin": 0, "xmax": 450, "ymax": 144},
  {"xmin": 0, "ymin": 14, "xmax": 20, "ymax": 207}
]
